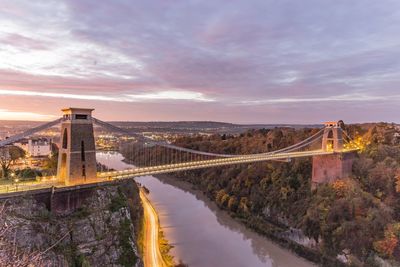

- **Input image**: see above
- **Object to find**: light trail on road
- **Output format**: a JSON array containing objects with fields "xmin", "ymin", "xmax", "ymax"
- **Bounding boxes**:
[{"xmin": 140, "ymin": 188, "xmax": 167, "ymax": 267}]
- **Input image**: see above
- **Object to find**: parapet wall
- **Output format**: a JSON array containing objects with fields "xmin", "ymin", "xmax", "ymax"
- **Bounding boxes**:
[{"xmin": 0, "ymin": 180, "xmax": 123, "ymax": 215}]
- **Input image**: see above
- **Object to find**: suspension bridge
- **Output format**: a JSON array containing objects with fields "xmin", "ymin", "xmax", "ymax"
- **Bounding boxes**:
[{"xmin": 0, "ymin": 108, "xmax": 359, "ymax": 195}]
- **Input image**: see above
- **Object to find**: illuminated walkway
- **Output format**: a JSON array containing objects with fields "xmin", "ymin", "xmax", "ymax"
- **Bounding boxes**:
[
  {"xmin": 98, "ymin": 149, "xmax": 357, "ymax": 180},
  {"xmin": 0, "ymin": 148, "xmax": 358, "ymax": 196}
]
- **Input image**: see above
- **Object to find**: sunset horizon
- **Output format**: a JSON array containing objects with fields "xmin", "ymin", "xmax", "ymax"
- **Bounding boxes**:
[
  {"xmin": 1, "ymin": 2, "xmax": 400, "ymax": 266},
  {"xmin": 1, "ymin": 1, "xmax": 400, "ymax": 123}
]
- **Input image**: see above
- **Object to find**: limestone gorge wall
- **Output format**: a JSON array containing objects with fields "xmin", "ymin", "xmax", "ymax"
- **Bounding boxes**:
[{"xmin": 0, "ymin": 179, "xmax": 143, "ymax": 267}]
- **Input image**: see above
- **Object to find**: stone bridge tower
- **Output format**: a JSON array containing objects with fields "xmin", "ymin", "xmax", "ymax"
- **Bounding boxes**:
[
  {"xmin": 312, "ymin": 121, "xmax": 354, "ymax": 188},
  {"xmin": 57, "ymin": 108, "xmax": 97, "ymax": 185},
  {"xmin": 321, "ymin": 121, "xmax": 344, "ymax": 151}
]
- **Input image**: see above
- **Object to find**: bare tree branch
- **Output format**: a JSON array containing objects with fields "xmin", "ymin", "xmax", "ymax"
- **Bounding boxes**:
[{"xmin": 0, "ymin": 202, "xmax": 43, "ymax": 267}]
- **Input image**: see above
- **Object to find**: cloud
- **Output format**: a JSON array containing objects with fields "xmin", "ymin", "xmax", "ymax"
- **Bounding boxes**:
[
  {"xmin": 0, "ymin": 89, "xmax": 214, "ymax": 102},
  {"xmin": 238, "ymin": 93, "xmax": 400, "ymax": 105},
  {"xmin": 0, "ymin": 109, "xmax": 56, "ymax": 121},
  {"xmin": 0, "ymin": 0, "xmax": 400, "ymax": 122}
]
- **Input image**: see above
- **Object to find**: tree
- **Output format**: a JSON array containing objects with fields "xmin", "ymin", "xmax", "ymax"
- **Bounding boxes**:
[
  {"xmin": 119, "ymin": 123, "xmax": 400, "ymax": 264},
  {"xmin": 238, "ymin": 197, "xmax": 250, "ymax": 215},
  {"xmin": 374, "ymin": 223, "xmax": 400, "ymax": 258},
  {"xmin": 367, "ymin": 160, "xmax": 397, "ymax": 198},
  {"xmin": 215, "ymin": 189, "xmax": 229, "ymax": 207},
  {"xmin": 396, "ymin": 170, "xmax": 400, "ymax": 193},
  {"xmin": 43, "ymin": 151, "xmax": 58, "ymax": 175},
  {"xmin": 301, "ymin": 208, "xmax": 321, "ymax": 244},
  {"xmin": 227, "ymin": 196, "xmax": 238, "ymax": 212},
  {"xmin": 0, "ymin": 147, "xmax": 11, "ymax": 178},
  {"xmin": 0, "ymin": 146, "xmax": 25, "ymax": 179}
]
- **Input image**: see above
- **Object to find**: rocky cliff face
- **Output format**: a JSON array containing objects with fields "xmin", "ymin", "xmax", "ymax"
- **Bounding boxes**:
[{"xmin": 0, "ymin": 179, "xmax": 143, "ymax": 267}]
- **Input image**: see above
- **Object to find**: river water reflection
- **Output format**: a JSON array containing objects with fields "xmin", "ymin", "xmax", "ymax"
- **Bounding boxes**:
[{"xmin": 96, "ymin": 151, "xmax": 315, "ymax": 267}]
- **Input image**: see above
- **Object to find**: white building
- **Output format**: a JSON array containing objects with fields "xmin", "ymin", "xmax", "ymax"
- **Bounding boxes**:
[
  {"xmin": 29, "ymin": 138, "xmax": 52, "ymax": 157},
  {"xmin": 16, "ymin": 138, "xmax": 52, "ymax": 157}
]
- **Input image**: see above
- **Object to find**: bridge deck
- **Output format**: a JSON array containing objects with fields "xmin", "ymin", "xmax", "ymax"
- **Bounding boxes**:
[{"xmin": 0, "ymin": 149, "xmax": 357, "ymax": 196}]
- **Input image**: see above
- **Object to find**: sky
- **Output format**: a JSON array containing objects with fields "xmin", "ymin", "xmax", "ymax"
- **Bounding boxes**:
[{"xmin": 0, "ymin": 0, "xmax": 399, "ymax": 123}]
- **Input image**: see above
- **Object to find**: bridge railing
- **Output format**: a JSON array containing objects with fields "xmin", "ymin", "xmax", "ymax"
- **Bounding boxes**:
[
  {"xmin": 0, "ymin": 148, "xmax": 359, "ymax": 195},
  {"xmin": 0, "ymin": 179, "xmax": 62, "ymax": 194},
  {"xmin": 98, "ymin": 148, "xmax": 359, "ymax": 179}
]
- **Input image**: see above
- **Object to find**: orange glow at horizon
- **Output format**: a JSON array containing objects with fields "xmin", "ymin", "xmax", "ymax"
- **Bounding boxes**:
[{"xmin": 0, "ymin": 109, "xmax": 55, "ymax": 121}]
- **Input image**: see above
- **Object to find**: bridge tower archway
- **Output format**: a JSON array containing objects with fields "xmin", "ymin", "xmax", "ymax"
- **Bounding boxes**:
[
  {"xmin": 321, "ymin": 121, "xmax": 344, "ymax": 151},
  {"xmin": 56, "ymin": 108, "xmax": 97, "ymax": 185}
]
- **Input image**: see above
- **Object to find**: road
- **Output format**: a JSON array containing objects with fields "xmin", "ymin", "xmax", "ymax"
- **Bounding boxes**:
[{"xmin": 140, "ymin": 188, "xmax": 167, "ymax": 267}]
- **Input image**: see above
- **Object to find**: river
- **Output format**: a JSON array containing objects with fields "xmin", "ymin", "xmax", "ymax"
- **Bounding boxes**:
[{"xmin": 96, "ymin": 151, "xmax": 316, "ymax": 267}]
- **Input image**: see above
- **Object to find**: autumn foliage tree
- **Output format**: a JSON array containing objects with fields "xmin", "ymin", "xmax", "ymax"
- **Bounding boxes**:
[
  {"xmin": 396, "ymin": 170, "xmax": 400, "ymax": 193},
  {"xmin": 120, "ymin": 123, "xmax": 400, "ymax": 264},
  {"xmin": 374, "ymin": 223, "xmax": 400, "ymax": 258}
]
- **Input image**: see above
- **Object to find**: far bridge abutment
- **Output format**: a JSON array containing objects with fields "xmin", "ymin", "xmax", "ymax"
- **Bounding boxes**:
[{"xmin": 311, "ymin": 121, "xmax": 355, "ymax": 188}]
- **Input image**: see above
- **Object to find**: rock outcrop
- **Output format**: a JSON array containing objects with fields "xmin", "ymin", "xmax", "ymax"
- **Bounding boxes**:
[{"xmin": 0, "ymin": 179, "xmax": 143, "ymax": 267}]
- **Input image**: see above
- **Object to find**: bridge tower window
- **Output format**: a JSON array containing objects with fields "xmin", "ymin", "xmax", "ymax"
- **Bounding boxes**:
[
  {"xmin": 62, "ymin": 128, "xmax": 68, "ymax": 149},
  {"xmin": 75, "ymin": 114, "xmax": 88, "ymax": 120},
  {"xmin": 81, "ymin": 140, "xmax": 85, "ymax": 162}
]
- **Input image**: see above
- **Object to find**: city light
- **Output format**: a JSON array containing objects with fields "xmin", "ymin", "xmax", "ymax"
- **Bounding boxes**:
[{"xmin": 0, "ymin": 1, "xmax": 399, "ymax": 265}]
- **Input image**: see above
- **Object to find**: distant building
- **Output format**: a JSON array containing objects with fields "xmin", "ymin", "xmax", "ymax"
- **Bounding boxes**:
[
  {"xmin": 16, "ymin": 138, "xmax": 52, "ymax": 157},
  {"xmin": 29, "ymin": 138, "xmax": 52, "ymax": 157}
]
